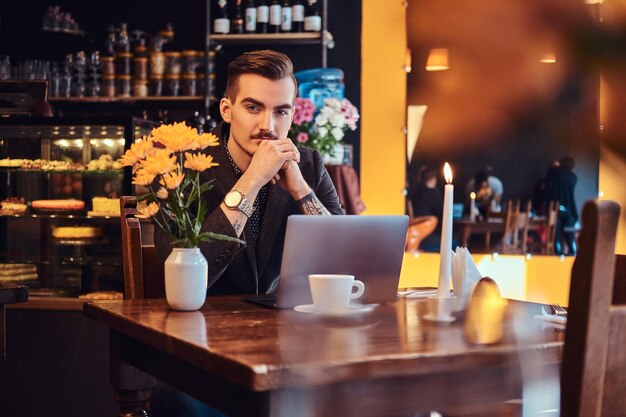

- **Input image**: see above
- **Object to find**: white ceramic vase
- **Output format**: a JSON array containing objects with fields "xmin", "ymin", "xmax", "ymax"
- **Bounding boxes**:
[{"xmin": 164, "ymin": 247, "xmax": 208, "ymax": 311}]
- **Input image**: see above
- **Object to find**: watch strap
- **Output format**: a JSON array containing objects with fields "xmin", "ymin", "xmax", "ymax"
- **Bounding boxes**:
[{"xmin": 236, "ymin": 191, "xmax": 254, "ymax": 218}]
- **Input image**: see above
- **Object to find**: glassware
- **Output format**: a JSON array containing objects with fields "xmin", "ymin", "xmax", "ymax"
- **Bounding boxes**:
[
  {"xmin": 150, "ymin": 52, "xmax": 165, "ymax": 76},
  {"xmin": 0, "ymin": 56, "xmax": 11, "ymax": 80},
  {"xmin": 165, "ymin": 74, "xmax": 180, "ymax": 96},
  {"xmin": 133, "ymin": 79, "xmax": 148, "ymax": 97},
  {"xmin": 149, "ymin": 75, "xmax": 164, "ymax": 96},
  {"xmin": 102, "ymin": 76, "xmax": 116, "ymax": 97},
  {"xmin": 181, "ymin": 74, "xmax": 197, "ymax": 96},
  {"xmin": 134, "ymin": 57, "xmax": 148, "ymax": 80},
  {"xmin": 117, "ymin": 75, "xmax": 132, "ymax": 97},
  {"xmin": 164, "ymin": 52, "xmax": 182, "ymax": 75}
]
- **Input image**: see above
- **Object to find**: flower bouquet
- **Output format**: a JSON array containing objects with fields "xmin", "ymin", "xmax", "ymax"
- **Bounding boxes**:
[
  {"xmin": 120, "ymin": 121, "xmax": 242, "ymax": 249},
  {"xmin": 288, "ymin": 97, "xmax": 359, "ymax": 158}
]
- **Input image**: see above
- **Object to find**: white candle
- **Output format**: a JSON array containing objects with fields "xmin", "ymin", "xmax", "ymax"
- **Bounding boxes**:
[
  {"xmin": 438, "ymin": 163, "xmax": 454, "ymax": 298},
  {"xmin": 470, "ymin": 192, "xmax": 477, "ymax": 221}
]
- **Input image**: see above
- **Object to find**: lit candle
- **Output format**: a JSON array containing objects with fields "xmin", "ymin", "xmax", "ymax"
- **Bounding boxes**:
[
  {"xmin": 470, "ymin": 192, "xmax": 477, "ymax": 221},
  {"xmin": 438, "ymin": 162, "xmax": 454, "ymax": 298}
]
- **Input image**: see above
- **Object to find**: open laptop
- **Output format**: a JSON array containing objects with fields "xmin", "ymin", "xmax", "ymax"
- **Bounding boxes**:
[{"xmin": 247, "ymin": 215, "xmax": 409, "ymax": 309}]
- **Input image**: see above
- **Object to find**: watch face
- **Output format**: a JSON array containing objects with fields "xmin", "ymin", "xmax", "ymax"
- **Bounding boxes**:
[{"xmin": 224, "ymin": 190, "xmax": 243, "ymax": 208}]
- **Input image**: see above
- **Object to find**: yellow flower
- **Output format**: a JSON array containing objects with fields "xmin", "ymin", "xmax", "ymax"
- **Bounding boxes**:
[
  {"xmin": 136, "ymin": 201, "xmax": 160, "ymax": 218},
  {"xmin": 184, "ymin": 152, "xmax": 219, "ymax": 172},
  {"xmin": 156, "ymin": 187, "xmax": 169, "ymax": 200},
  {"xmin": 119, "ymin": 136, "xmax": 154, "ymax": 167},
  {"xmin": 190, "ymin": 132, "xmax": 220, "ymax": 151},
  {"xmin": 132, "ymin": 169, "xmax": 156, "ymax": 186},
  {"xmin": 141, "ymin": 149, "xmax": 176, "ymax": 175},
  {"xmin": 160, "ymin": 169, "xmax": 185, "ymax": 189},
  {"xmin": 151, "ymin": 122, "xmax": 199, "ymax": 152}
]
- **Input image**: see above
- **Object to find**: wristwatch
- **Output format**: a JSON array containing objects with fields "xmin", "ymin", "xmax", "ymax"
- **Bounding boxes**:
[{"xmin": 223, "ymin": 190, "xmax": 254, "ymax": 218}]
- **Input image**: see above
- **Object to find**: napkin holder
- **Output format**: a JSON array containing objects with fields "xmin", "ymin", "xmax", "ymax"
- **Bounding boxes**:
[{"xmin": 464, "ymin": 277, "xmax": 506, "ymax": 345}]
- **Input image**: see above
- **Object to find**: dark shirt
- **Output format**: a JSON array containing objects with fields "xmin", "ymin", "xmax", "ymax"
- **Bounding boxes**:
[
  {"xmin": 408, "ymin": 183, "xmax": 442, "ymax": 218},
  {"xmin": 545, "ymin": 166, "xmax": 578, "ymax": 221}
]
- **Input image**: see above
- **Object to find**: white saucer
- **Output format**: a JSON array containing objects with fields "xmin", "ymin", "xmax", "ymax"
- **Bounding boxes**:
[
  {"xmin": 422, "ymin": 313, "xmax": 456, "ymax": 323},
  {"xmin": 294, "ymin": 303, "xmax": 376, "ymax": 316}
]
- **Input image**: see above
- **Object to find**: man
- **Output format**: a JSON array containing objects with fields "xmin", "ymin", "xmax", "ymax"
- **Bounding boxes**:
[
  {"xmin": 153, "ymin": 50, "xmax": 344, "ymax": 417},
  {"xmin": 155, "ymin": 49, "xmax": 344, "ymax": 296}
]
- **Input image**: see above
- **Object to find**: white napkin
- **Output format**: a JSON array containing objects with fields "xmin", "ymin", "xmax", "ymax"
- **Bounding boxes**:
[{"xmin": 451, "ymin": 247, "xmax": 483, "ymax": 311}]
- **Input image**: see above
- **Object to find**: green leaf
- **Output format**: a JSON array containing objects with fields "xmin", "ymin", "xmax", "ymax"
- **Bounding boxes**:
[{"xmin": 197, "ymin": 232, "xmax": 244, "ymax": 245}]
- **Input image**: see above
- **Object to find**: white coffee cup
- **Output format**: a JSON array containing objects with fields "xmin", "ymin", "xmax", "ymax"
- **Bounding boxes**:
[{"xmin": 308, "ymin": 274, "xmax": 365, "ymax": 312}]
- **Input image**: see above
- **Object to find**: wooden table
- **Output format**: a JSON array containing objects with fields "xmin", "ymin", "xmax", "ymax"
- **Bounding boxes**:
[
  {"xmin": 0, "ymin": 285, "xmax": 29, "ymax": 362},
  {"xmin": 84, "ymin": 297, "xmax": 563, "ymax": 417},
  {"xmin": 455, "ymin": 218, "xmax": 505, "ymax": 250}
]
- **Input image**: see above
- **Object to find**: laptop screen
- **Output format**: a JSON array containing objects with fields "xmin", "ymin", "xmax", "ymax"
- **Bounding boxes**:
[{"xmin": 275, "ymin": 215, "xmax": 409, "ymax": 308}]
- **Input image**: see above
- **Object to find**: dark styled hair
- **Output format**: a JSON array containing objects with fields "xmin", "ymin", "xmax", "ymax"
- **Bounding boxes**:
[
  {"xmin": 225, "ymin": 50, "xmax": 297, "ymax": 101},
  {"xmin": 474, "ymin": 171, "xmax": 489, "ymax": 186},
  {"xmin": 418, "ymin": 165, "xmax": 437, "ymax": 183},
  {"xmin": 559, "ymin": 156, "xmax": 575, "ymax": 169}
]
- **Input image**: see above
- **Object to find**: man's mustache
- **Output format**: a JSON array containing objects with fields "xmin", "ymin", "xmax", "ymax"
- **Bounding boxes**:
[{"xmin": 250, "ymin": 131, "xmax": 279, "ymax": 140}]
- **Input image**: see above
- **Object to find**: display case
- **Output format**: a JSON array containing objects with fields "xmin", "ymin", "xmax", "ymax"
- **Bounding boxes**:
[{"xmin": 0, "ymin": 117, "xmax": 155, "ymax": 301}]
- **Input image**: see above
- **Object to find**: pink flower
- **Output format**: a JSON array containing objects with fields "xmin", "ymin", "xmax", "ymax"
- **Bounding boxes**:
[
  {"xmin": 293, "ymin": 98, "xmax": 316, "ymax": 126},
  {"xmin": 296, "ymin": 132, "xmax": 309, "ymax": 143}
]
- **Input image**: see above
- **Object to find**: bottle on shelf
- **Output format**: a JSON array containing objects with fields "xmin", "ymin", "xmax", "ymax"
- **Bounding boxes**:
[
  {"xmin": 304, "ymin": 0, "xmax": 321, "ymax": 33},
  {"xmin": 214, "ymin": 0, "xmax": 231, "ymax": 34},
  {"xmin": 281, "ymin": 0, "xmax": 292, "ymax": 33},
  {"xmin": 245, "ymin": 0, "xmax": 257, "ymax": 33},
  {"xmin": 232, "ymin": 0, "xmax": 244, "ymax": 34},
  {"xmin": 256, "ymin": 0, "xmax": 269, "ymax": 34},
  {"xmin": 291, "ymin": 0, "xmax": 305, "ymax": 33},
  {"xmin": 269, "ymin": 0, "xmax": 282, "ymax": 33}
]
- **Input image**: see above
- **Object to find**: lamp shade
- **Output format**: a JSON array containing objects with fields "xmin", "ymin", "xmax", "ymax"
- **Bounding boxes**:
[{"xmin": 425, "ymin": 48, "xmax": 450, "ymax": 71}]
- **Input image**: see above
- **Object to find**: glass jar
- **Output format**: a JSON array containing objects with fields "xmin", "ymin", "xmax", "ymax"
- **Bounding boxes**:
[
  {"xmin": 164, "ymin": 52, "xmax": 182, "ymax": 75},
  {"xmin": 181, "ymin": 50, "xmax": 198, "ymax": 74},
  {"xmin": 165, "ymin": 74, "xmax": 180, "ymax": 96},
  {"xmin": 208, "ymin": 73, "xmax": 216, "ymax": 98},
  {"xmin": 101, "ymin": 56, "xmax": 115, "ymax": 77},
  {"xmin": 102, "ymin": 76, "xmax": 116, "ymax": 97},
  {"xmin": 208, "ymin": 50, "xmax": 215, "ymax": 74},
  {"xmin": 181, "ymin": 74, "xmax": 197, "ymax": 96},
  {"xmin": 133, "ymin": 57, "xmax": 148, "ymax": 80},
  {"xmin": 117, "ymin": 75, "xmax": 132, "ymax": 97},
  {"xmin": 150, "ymin": 52, "xmax": 165, "ymax": 76},
  {"xmin": 115, "ymin": 52, "xmax": 133, "ymax": 76},
  {"xmin": 133, "ymin": 79, "xmax": 148, "ymax": 97},
  {"xmin": 149, "ymin": 75, "xmax": 164, "ymax": 96}
]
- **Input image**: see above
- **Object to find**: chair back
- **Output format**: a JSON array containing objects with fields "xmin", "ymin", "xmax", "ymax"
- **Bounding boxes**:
[
  {"xmin": 541, "ymin": 200, "xmax": 559, "ymax": 255},
  {"xmin": 120, "ymin": 196, "xmax": 165, "ymax": 299},
  {"xmin": 501, "ymin": 200, "xmax": 532, "ymax": 254},
  {"xmin": 405, "ymin": 216, "xmax": 438, "ymax": 252},
  {"xmin": 561, "ymin": 199, "xmax": 622, "ymax": 417}
]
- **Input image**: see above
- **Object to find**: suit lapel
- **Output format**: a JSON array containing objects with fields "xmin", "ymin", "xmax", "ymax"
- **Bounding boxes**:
[{"xmin": 209, "ymin": 124, "xmax": 259, "ymax": 289}]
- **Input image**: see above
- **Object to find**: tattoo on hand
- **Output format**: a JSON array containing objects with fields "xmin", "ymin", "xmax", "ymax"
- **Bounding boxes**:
[
  {"xmin": 233, "ymin": 219, "xmax": 243, "ymax": 234},
  {"xmin": 297, "ymin": 192, "xmax": 331, "ymax": 215}
]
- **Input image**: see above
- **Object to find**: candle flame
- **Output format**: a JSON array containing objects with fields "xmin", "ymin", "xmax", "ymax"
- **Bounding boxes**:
[
  {"xmin": 443, "ymin": 163, "xmax": 453, "ymax": 184},
  {"xmin": 470, "ymin": 192, "xmax": 476, "ymax": 200}
]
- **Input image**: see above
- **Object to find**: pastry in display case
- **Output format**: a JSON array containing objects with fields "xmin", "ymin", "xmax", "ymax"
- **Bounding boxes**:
[{"xmin": 0, "ymin": 117, "xmax": 157, "ymax": 300}]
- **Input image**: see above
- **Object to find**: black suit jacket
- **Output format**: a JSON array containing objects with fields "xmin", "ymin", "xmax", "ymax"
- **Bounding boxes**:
[{"xmin": 155, "ymin": 122, "xmax": 344, "ymax": 295}]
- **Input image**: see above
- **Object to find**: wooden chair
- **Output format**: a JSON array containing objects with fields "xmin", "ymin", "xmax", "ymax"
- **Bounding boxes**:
[
  {"xmin": 405, "ymin": 215, "xmax": 438, "ymax": 252},
  {"xmin": 541, "ymin": 200, "xmax": 559, "ymax": 255},
  {"xmin": 499, "ymin": 200, "xmax": 622, "ymax": 417},
  {"xmin": 114, "ymin": 196, "xmax": 162, "ymax": 416},
  {"xmin": 120, "ymin": 196, "xmax": 164, "ymax": 299},
  {"xmin": 561, "ymin": 199, "xmax": 623, "ymax": 417},
  {"xmin": 500, "ymin": 200, "xmax": 531, "ymax": 254}
]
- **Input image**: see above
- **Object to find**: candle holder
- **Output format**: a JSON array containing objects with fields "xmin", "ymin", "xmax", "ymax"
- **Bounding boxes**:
[{"xmin": 423, "ymin": 295, "xmax": 457, "ymax": 324}]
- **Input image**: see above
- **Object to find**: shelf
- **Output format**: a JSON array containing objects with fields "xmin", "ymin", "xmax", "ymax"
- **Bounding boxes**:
[
  {"xmin": 0, "ymin": 213, "xmax": 120, "ymax": 220},
  {"xmin": 42, "ymin": 26, "xmax": 87, "ymax": 37},
  {"xmin": 0, "ymin": 168, "xmax": 123, "ymax": 176},
  {"xmin": 0, "ymin": 258, "xmax": 122, "ymax": 267},
  {"xmin": 49, "ymin": 96, "xmax": 203, "ymax": 103},
  {"xmin": 210, "ymin": 32, "xmax": 322, "ymax": 45}
]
